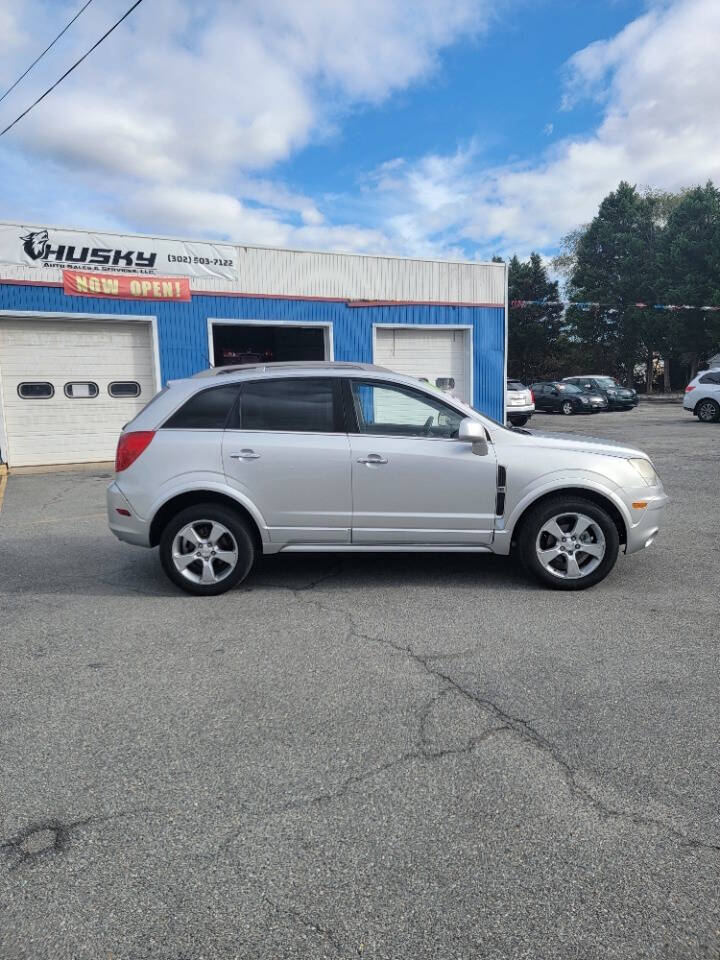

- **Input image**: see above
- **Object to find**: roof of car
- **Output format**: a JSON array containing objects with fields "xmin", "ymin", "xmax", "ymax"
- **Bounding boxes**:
[{"xmin": 193, "ymin": 361, "xmax": 388, "ymax": 378}]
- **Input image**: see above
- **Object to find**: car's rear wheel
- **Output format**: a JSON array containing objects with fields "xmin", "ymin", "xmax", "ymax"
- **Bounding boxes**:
[
  {"xmin": 509, "ymin": 415, "xmax": 530, "ymax": 426},
  {"xmin": 696, "ymin": 398, "xmax": 720, "ymax": 423},
  {"xmin": 561, "ymin": 400, "xmax": 574, "ymax": 415},
  {"xmin": 518, "ymin": 496, "xmax": 620, "ymax": 590},
  {"xmin": 160, "ymin": 503, "xmax": 255, "ymax": 595}
]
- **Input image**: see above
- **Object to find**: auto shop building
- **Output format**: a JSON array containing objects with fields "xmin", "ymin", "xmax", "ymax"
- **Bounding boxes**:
[{"xmin": 0, "ymin": 222, "xmax": 507, "ymax": 468}]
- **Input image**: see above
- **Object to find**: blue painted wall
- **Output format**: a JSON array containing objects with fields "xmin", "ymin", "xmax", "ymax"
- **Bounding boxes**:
[{"xmin": 0, "ymin": 285, "xmax": 505, "ymax": 420}]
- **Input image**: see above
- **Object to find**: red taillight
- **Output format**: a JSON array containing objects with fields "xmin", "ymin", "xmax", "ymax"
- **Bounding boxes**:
[
  {"xmin": 685, "ymin": 384, "xmax": 695, "ymax": 392},
  {"xmin": 115, "ymin": 430, "xmax": 155, "ymax": 472},
  {"xmin": 530, "ymin": 390, "xmax": 535, "ymax": 402}
]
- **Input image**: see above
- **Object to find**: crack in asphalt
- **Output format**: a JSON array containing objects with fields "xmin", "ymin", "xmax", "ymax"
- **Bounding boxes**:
[
  {"xmin": 262, "ymin": 894, "xmax": 346, "ymax": 955},
  {"xmin": 284, "ymin": 585, "xmax": 720, "ymax": 856},
  {"xmin": 0, "ymin": 807, "xmax": 160, "ymax": 872}
]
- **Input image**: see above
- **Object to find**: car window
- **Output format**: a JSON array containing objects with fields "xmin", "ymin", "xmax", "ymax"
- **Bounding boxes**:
[
  {"xmin": 699, "ymin": 372, "xmax": 720, "ymax": 385},
  {"xmin": 350, "ymin": 379, "xmax": 464, "ymax": 438},
  {"xmin": 163, "ymin": 384, "xmax": 241, "ymax": 429},
  {"xmin": 238, "ymin": 377, "xmax": 336, "ymax": 433},
  {"xmin": 560, "ymin": 383, "xmax": 582, "ymax": 394},
  {"xmin": 507, "ymin": 380, "xmax": 525, "ymax": 391},
  {"xmin": 530, "ymin": 383, "xmax": 545, "ymax": 394}
]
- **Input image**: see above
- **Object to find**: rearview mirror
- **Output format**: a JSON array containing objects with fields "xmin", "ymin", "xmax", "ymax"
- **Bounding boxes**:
[{"xmin": 458, "ymin": 418, "xmax": 488, "ymax": 456}]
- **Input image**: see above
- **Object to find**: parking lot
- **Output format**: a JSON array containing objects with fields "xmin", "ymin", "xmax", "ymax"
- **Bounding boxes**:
[{"xmin": 1, "ymin": 403, "xmax": 718, "ymax": 960}]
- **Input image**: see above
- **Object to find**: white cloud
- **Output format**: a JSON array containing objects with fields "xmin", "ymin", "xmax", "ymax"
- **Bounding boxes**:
[
  {"xmin": 1, "ymin": 0, "xmax": 717, "ymax": 262},
  {"xmin": 359, "ymin": 0, "xmax": 720, "ymax": 259},
  {"xmin": 0, "ymin": 0, "xmax": 492, "ymax": 253}
]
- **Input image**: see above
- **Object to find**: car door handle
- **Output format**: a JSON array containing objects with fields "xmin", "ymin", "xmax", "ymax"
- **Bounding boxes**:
[
  {"xmin": 230, "ymin": 449, "xmax": 260, "ymax": 460},
  {"xmin": 357, "ymin": 454, "xmax": 388, "ymax": 465}
]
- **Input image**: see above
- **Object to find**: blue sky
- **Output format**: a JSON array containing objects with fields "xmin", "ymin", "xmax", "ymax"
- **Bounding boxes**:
[{"xmin": 0, "ymin": 0, "xmax": 717, "ymax": 261}]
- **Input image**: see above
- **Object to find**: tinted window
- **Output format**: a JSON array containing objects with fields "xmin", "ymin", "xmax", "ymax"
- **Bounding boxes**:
[
  {"xmin": 239, "ymin": 378, "xmax": 335, "ymax": 432},
  {"xmin": 530, "ymin": 383, "xmax": 545, "ymax": 393},
  {"xmin": 18, "ymin": 382, "xmax": 54, "ymax": 399},
  {"xmin": 109, "ymin": 381, "xmax": 141, "ymax": 398},
  {"xmin": 64, "ymin": 381, "xmax": 99, "ymax": 398},
  {"xmin": 350, "ymin": 379, "xmax": 464, "ymax": 438},
  {"xmin": 699, "ymin": 372, "xmax": 720, "ymax": 384},
  {"xmin": 559, "ymin": 383, "xmax": 582, "ymax": 393},
  {"xmin": 507, "ymin": 380, "xmax": 525, "ymax": 391},
  {"xmin": 164, "ymin": 384, "xmax": 240, "ymax": 429}
]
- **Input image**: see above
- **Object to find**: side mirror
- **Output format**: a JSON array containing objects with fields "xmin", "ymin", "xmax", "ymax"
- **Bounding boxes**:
[{"xmin": 458, "ymin": 418, "xmax": 489, "ymax": 456}]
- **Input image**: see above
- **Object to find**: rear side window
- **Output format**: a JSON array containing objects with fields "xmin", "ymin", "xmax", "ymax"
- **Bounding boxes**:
[
  {"xmin": 699, "ymin": 372, "xmax": 720, "ymax": 384},
  {"xmin": 163, "ymin": 384, "xmax": 240, "ymax": 429},
  {"xmin": 507, "ymin": 380, "xmax": 525, "ymax": 391},
  {"xmin": 17, "ymin": 381, "xmax": 54, "ymax": 399},
  {"xmin": 238, "ymin": 377, "xmax": 335, "ymax": 432}
]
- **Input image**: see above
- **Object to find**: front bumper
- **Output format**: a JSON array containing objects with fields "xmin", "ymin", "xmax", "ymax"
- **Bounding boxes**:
[
  {"xmin": 624, "ymin": 490, "xmax": 669, "ymax": 555},
  {"xmin": 107, "ymin": 481, "xmax": 151, "ymax": 547},
  {"xmin": 609, "ymin": 396, "xmax": 638, "ymax": 408}
]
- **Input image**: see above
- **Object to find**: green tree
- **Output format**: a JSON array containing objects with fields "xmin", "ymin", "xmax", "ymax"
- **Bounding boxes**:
[
  {"xmin": 658, "ymin": 182, "xmax": 720, "ymax": 378},
  {"xmin": 504, "ymin": 253, "xmax": 565, "ymax": 382},
  {"xmin": 566, "ymin": 181, "xmax": 663, "ymax": 389}
]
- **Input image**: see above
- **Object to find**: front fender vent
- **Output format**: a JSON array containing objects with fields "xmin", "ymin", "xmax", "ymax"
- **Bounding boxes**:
[{"xmin": 496, "ymin": 465, "xmax": 507, "ymax": 516}]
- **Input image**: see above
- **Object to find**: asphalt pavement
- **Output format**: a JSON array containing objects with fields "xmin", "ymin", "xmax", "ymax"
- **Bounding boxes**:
[{"xmin": 1, "ymin": 404, "xmax": 718, "ymax": 959}]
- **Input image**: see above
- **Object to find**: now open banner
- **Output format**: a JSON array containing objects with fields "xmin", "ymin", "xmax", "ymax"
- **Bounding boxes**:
[{"xmin": 63, "ymin": 270, "xmax": 191, "ymax": 301}]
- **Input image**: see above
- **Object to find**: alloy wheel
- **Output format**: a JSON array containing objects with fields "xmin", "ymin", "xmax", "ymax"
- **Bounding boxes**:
[
  {"xmin": 171, "ymin": 520, "xmax": 239, "ymax": 585},
  {"xmin": 697, "ymin": 400, "xmax": 719, "ymax": 422},
  {"xmin": 535, "ymin": 512, "xmax": 606, "ymax": 580}
]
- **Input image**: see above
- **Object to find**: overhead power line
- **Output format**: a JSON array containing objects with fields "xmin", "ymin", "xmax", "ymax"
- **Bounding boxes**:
[
  {"xmin": 0, "ymin": 0, "xmax": 95, "ymax": 107},
  {"xmin": 0, "ymin": 0, "xmax": 145, "ymax": 138}
]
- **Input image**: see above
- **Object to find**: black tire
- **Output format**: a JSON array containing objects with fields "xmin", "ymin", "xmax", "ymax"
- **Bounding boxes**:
[
  {"xmin": 517, "ymin": 495, "xmax": 620, "ymax": 591},
  {"xmin": 696, "ymin": 398, "xmax": 720, "ymax": 423},
  {"xmin": 561, "ymin": 400, "xmax": 574, "ymax": 416},
  {"xmin": 159, "ymin": 502, "xmax": 255, "ymax": 595},
  {"xmin": 509, "ymin": 415, "xmax": 530, "ymax": 426}
]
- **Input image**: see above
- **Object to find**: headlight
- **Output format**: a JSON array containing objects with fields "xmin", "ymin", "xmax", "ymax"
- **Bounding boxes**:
[
  {"xmin": 628, "ymin": 458, "xmax": 659, "ymax": 486},
  {"xmin": 580, "ymin": 396, "xmax": 589, "ymax": 403},
  {"xmin": 607, "ymin": 389, "xmax": 617, "ymax": 395}
]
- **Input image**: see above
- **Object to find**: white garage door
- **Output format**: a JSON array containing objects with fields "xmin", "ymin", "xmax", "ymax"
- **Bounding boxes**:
[
  {"xmin": 0, "ymin": 318, "xmax": 155, "ymax": 467},
  {"xmin": 374, "ymin": 327, "xmax": 470, "ymax": 402}
]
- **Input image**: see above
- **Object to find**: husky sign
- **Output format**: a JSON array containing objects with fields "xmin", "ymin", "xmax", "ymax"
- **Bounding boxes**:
[{"xmin": 0, "ymin": 222, "xmax": 238, "ymax": 281}]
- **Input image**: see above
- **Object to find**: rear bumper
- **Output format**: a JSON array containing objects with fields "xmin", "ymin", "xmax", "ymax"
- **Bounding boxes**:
[
  {"xmin": 624, "ymin": 491, "xmax": 669, "ymax": 555},
  {"xmin": 507, "ymin": 403, "xmax": 535, "ymax": 419},
  {"xmin": 107, "ymin": 481, "xmax": 151, "ymax": 547}
]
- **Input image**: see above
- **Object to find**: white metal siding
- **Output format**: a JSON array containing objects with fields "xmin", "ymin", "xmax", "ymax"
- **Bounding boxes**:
[
  {"xmin": 0, "ymin": 223, "xmax": 505, "ymax": 306},
  {"xmin": 374, "ymin": 327, "xmax": 470, "ymax": 402},
  {"xmin": 0, "ymin": 318, "xmax": 154, "ymax": 466}
]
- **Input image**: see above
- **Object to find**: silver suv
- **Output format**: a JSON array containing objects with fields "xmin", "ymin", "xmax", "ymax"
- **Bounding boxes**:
[
  {"xmin": 107, "ymin": 362, "xmax": 667, "ymax": 594},
  {"xmin": 683, "ymin": 368, "xmax": 720, "ymax": 422}
]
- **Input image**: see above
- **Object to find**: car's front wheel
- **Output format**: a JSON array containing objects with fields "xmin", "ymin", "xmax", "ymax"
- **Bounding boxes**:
[
  {"xmin": 561, "ymin": 400, "xmax": 574, "ymax": 415},
  {"xmin": 517, "ymin": 496, "xmax": 620, "ymax": 590},
  {"xmin": 160, "ymin": 503, "xmax": 255, "ymax": 595},
  {"xmin": 696, "ymin": 398, "xmax": 720, "ymax": 423}
]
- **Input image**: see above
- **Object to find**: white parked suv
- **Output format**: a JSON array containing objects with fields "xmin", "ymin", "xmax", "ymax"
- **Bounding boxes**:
[
  {"xmin": 683, "ymin": 368, "xmax": 720, "ymax": 422},
  {"xmin": 108, "ymin": 362, "xmax": 667, "ymax": 594},
  {"xmin": 505, "ymin": 379, "xmax": 535, "ymax": 426}
]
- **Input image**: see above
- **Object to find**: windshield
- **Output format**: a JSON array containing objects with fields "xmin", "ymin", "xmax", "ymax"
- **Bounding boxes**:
[
  {"xmin": 559, "ymin": 383, "xmax": 582, "ymax": 393},
  {"xmin": 594, "ymin": 376, "xmax": 621, "ymax": 388}
]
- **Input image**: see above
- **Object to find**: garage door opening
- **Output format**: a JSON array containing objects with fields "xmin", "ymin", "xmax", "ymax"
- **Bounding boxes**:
[{"xmin": 211, "ymin": 323, "xmax": 329, "ymax": 368}]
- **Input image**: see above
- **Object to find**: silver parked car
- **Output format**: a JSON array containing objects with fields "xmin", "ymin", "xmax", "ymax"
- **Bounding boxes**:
[
  {"xmin": 108, "ymin": 362, "xmax": 667, "ymax": 594},
  {"xmin": 683, "ymin": 367, "xmax": 720, "ymax": 422},
  {"xmin": 505, "ymin": 379, "xmax": 535, "ymax": 426}
]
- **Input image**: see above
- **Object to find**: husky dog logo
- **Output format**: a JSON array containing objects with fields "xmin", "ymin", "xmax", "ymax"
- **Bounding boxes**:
[{"xmin": 21, "ymin": 229, "xmax": 50, "ymax": 260}]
